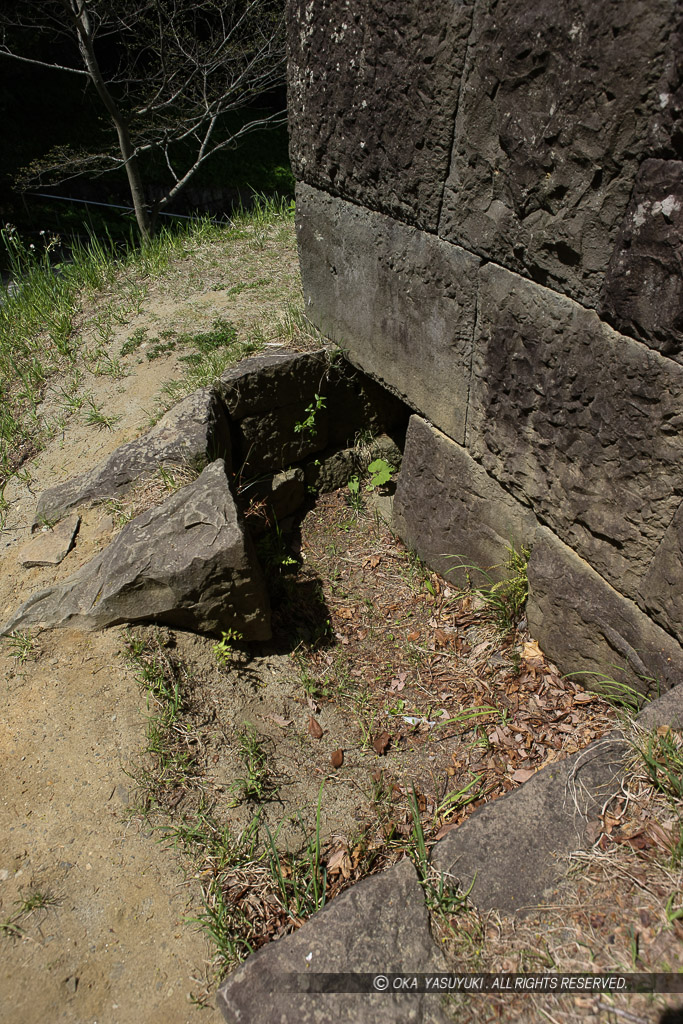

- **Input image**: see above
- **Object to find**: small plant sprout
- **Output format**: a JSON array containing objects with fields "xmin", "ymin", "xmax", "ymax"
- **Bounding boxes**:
[
  {"xmin": 84, "ymin": 399, "xmax": 120, "ymax": 430},
  {"xmin": 445, "ymin": 541, "xmax": 531, "ymax": 632},
  {"xmin": 230, "ymin": 723, "xmax": 277, "ymax": 804},
  {"xmin": 294, "ymin": 393, "xmax": 326, "ymax": 441},
  {"xmin": 345, "ymin": 475, "xmax": 364, "ymax": 515},
  {"xmin": 212, "ymin": 629, "xmax": 244, "ymax": 667},
  {"xmin": 3, "ymin": 630, "xmax": 37, "ymax": 663},
  {"xmin": 366, "ymin": 458, "xmax": 395, "ymax": 490}
]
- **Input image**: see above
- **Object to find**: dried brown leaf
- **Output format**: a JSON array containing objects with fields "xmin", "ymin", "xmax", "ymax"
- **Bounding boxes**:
[{"xmin": 308, "ymin": 716, "xmax": 324, "ymax": 739}]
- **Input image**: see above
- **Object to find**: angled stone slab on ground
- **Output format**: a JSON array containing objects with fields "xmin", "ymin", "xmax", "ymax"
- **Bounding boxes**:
[
  {"xmin": 432, "ymin": 683, "xmax": 683, "ymax": 916},
  {"xmin": 431, "ymin": 735, "xmax": 630, "ymax": 915},
  {"xmin": 216, "ymin": 857, "xmax": 450, "ymax": 1024},
  {"xmin": 34, "ymin": 386, "xmax": 231, "ymax": 527},
  {"xmin": 4, "ymin": 460, "xmax": 270, "ymax": 640},
  {"xmin": 637, "ymin": 682, "xmax": 683, "ymax": 731},
  {"xmin": 18, "ymin": 515, "xmax": 80, "ymax": 567}
]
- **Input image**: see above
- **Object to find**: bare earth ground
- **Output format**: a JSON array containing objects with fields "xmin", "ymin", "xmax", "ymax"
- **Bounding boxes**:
[
  {"xmin": 0, "ymin": 222, "xmax": 302, "ymax": 1024},
  {"xmin": 0, "ymin": 219, "xmax": 681, "ymax": 1024}
]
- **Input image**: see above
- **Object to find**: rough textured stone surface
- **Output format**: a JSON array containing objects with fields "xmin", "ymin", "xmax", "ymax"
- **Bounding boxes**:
[
  {"xmin": 638, "ymin": 683, "xmax": 683, "ymax": 731},
  {"xmin": 218, "ymin": 350, "xmax": 329, "ymax": 419},
  {"xmin": 393, "ymin": 416, "xmax": 537, "ymax": 586},
  {"xmin": 241, "ymin": 468, "xmax": 306, "ymax": 534},
  {"xmin": 439, "ymin": 0, "xmax": 677, "ymax": 306},
  {"xmin": 468, "ymin": 264, "xmax": 683, "ymax": 602},
  {"xmin": 19, "ymin": 515, "xmax": 80, "ymax": 567},
  {"xmin": 600, "ymin": 159, "xmax": 683, "ymax": 361},
  {"xmin": 305, "ymin": 434, "xmax": 403, "ymax": 494},
  {"xmin": 324, "ymin": 362, "xmax": 410, "ymax": 449},
  {"xmin": 637, "ymin": 499, "xmax": 683, "ymax": 646},
  {"xmin": 217, "ymin": 857, "xmax": 449, "ymax": 1024},
  {"xmin": 220, "ymin": 349, "xmax": 330, "ymax": 475},
  {"xmin": 431, "ymin": 735, "xmax": 629, "ymax": 914},
  {"xmin": 3, "ymin": 461, "xmax": 270, "ymax": 640},
  {"xmin": 527, "ymin": 526, "xmax": 682, "ymax": 697},
  {"xmin": 287, "ymin": 0, "xmax": 474, "ymax": 230},
  {"xmin": 35, "ymin": 387, "xmax": 230, "ymax": 527},
  {"xmin": 297, "ymin": 184, "xmax": 480, "ymax": 444}
]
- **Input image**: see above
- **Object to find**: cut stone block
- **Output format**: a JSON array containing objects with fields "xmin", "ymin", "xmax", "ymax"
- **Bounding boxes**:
[
  {"xmin": 637, "ymin": 499, "xmax": 683, "ymax": 646},
  {"xmin": 19, "ymin": 515, "xmax": 80, "ymax": 567},
  {"xmin": 34, "ymin": 387, "xmax": 230, "ymax": 527},
  {"xmin": 393, "ymin": 415, "xmax": 537, "ymax": 586},
  {"xmin": 297, "ymin": 184, "xmax": 480, "ymax": 445},
  {"xmin": 287, "ymin": 0, "xmax": 474, "ymax": 230},
  {"xmin": 218, "ymin": 350, "xmax": 330, "ymax": 419},
  {"xmin": 600, "ymin": 159, "xmax": 683, "ymax": 362},
  {"xmin": 438, "ymin": 0, "xmax": 677, "ymax": 307},
  {"xmin": 216, "ymin": 857, "xmax": 449, "ymax": 1024},
  {"xmin": 527, "ymin": 525, "xmax": 682, "ymax": 697},
  {"xmin": 220, "ymin": 349, "xmax": 331, "ymax": 475},
  {"xmin": 468, "ymin": 263, "xmax": 683, "ymax": 604},
  {"xmin": 3, "ymin": 461, "xmax": 270, "ymax": 641},
  {"xmin": 431, "ymin": 735, "xmax": 629, "ymax": 915}
]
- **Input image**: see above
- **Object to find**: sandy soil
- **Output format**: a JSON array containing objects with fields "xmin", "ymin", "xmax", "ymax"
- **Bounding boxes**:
[{"xmin": 0, "ymin": 222, "xmax": 302, "ymax": 1024}]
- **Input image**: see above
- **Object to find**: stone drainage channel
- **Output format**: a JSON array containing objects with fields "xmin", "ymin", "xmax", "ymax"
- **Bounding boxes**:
[{"xmin": 2, "ymin": 348, "xmax": 681, "ymax": 1024}]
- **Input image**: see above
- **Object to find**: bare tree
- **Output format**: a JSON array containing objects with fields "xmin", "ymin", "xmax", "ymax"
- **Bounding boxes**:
[{"xmin": 0, "ymin": 0, "xmax": 286, "ymax": 239}]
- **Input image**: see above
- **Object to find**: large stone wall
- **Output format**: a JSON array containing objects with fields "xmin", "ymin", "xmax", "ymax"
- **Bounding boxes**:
[{"xmin": 288, "ymin": 0, "xmax": 683, "ymax": 694}]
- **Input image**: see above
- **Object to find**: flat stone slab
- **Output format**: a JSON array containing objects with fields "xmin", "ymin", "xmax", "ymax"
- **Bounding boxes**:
[
  {"xmin": 3, "ymin": 461, "xmax": 270, "ymax": 640},
  {"xmin": 34, "ymin": 386, "xmax": 230, "ymax": 527},
  {"xmin": 18, "ymin": 515, "xmax": 80, "ymax": 567},
  {"xmin": 217, "ymin": 857, "xmax": 450, "ymax": 1024}
]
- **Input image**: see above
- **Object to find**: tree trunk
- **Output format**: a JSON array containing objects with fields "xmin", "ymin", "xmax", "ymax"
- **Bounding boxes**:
[{"xmin": 64, "ymin": 0, "xmax": 153, "ymax": 241}]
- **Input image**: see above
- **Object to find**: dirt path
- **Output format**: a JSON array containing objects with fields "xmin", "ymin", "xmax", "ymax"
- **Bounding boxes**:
[{"xmin": 0, "ymin": 221, "xmax": 301, "ymax": 1024}]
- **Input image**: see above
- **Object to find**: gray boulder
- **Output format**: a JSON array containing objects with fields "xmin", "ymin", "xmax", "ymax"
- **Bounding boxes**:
[
  {"xmin": 219, "ymin": 349, "xmax": 331, "ymax": 475},
  {"xmin": 3, "ymin": 461, "xmax": 270, "ymax": 640},
  {"xmin": 35, "ymin": 386, "xmax": 231, "ymax": 527},
  {"xmin": 431, "ymin": 735, "xmax": 630, "ymax": 915}
]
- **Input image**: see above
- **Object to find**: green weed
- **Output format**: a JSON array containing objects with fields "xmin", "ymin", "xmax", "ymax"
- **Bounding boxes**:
[
  {"xmin": 406, "ymin": 787, "xmax": 474, "ymax": 919},
  {"xmin": 294, "ymin": 393, "xmax": 326, "ymax": 441},
  {"xmin": 366, "ymin": 458, "xmax": 395, "ymax": 490},
  {"xmin": 3, "ymin": 630, "xmax": 37, "ymax": 663},
  {"xmin": 230, "ymin": 724, "xmax": 278, "ymax": 805},
  {"xmin": 84, "ymin": 400, "xmax": 120, "ymax": 430},
  {"xmin": 563, "ymin": 669, "xmax": 655, "ymax": 712},
  {"xmin": 445, "ymin": 542, "xmax": 531, "ymax": 632}
]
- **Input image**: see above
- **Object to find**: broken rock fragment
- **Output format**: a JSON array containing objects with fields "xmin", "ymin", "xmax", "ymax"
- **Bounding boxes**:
[
  {"xmin": 18, "ymin": 515, "xmax": 81, "ymax": 568},
  {"xmin": 3, "ymin": 460, "xmax": 270, "ymax": 640}
]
